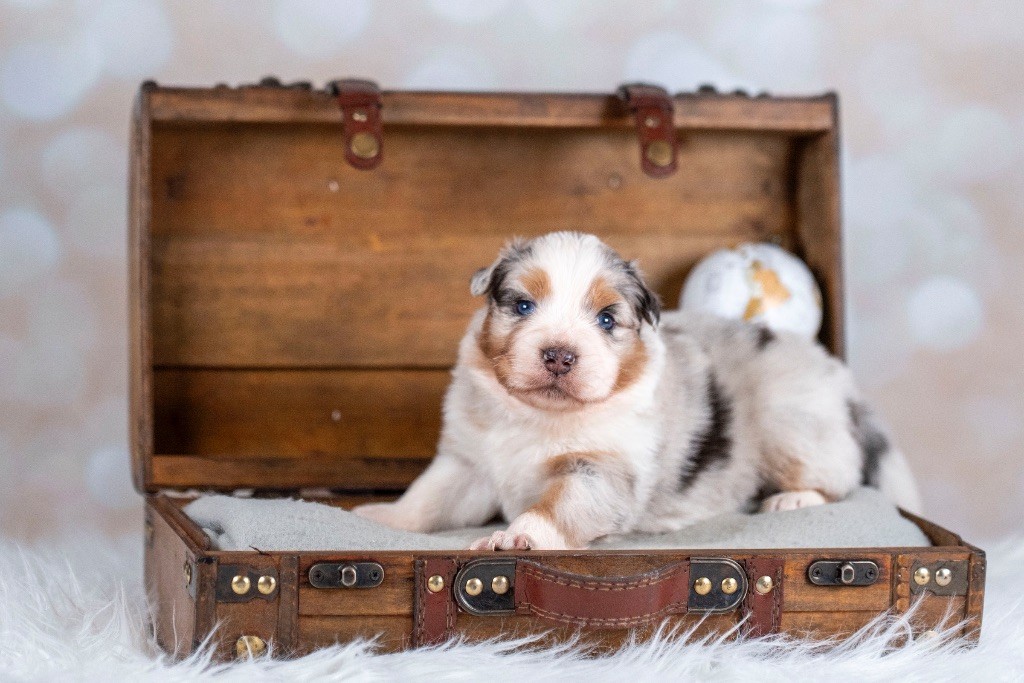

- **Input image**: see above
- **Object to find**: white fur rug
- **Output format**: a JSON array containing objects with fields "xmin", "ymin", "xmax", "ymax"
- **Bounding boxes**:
[{"xmin": 1, "ymin": 533, "xmax": 1022, "ymax": 682}]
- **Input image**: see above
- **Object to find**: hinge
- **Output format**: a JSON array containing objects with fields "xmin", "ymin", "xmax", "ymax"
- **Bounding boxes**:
[
  {"xmin": 329, "ymin": 78, "xmax": 384, "ymax": 171},
  {"xmin": 617, "ymin": 83, "xmax": 678, "ymax": 178}
]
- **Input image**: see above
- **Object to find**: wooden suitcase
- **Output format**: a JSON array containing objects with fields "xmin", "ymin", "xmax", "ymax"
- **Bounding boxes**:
[{"xmin": 130, "ymin": 79, "xmax": 986, "ymax": 659}]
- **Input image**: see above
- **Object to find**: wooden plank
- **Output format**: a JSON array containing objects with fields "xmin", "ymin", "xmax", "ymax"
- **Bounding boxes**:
[
  {"xmin": 298, "ymin": 557, "xmax": 415, "ymax": 617},
  {"xmin": 149, "ymin": 124, "xmax": 799, "ymax": 367},
  {"xmin": 781, "ymin": 610, "xmax": 883, "ymax": 638},
  {"xmin": 151, "ymin": 454, "xmax": 429, "ymax": 491},
  {"xmin": 153, "ymin": 369, "xmax": 448, "ymax": 462},
  {"xmin": 146, "ymin": 87, "xmax": 836, "ymax": 133},
  {"xmin": 297, "ymin": 615, "xmax": 411, "ymax": 653}
]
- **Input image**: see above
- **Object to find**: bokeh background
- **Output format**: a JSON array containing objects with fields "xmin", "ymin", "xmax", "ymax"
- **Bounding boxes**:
[{"xmin": 0, "ymin": 0, "xmax": 1021, "ymax": 542}]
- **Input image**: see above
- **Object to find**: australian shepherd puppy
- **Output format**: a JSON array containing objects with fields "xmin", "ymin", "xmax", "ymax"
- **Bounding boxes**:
[{"xmin": 354, "ymin": 232, "xmax": 920, "ymax": 550}]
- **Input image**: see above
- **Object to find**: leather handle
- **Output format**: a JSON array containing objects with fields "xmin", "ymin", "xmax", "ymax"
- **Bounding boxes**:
[
  {"xmin": 513, "ymin": 560, "xmax": 690, "ymax": 628},
  {"xmin": 329, "ymin": 78, "xmax": 384, "ymax": 171},
  {"xmin": 617, "ymin": 82, "xmax": 678, "ymax": 178}
]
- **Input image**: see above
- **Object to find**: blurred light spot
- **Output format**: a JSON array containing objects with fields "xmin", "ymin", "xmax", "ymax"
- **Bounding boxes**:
[
  {"xmin": 3, "ymin": 338, "xmax": 88, "ymax": 407},
  {"xmin": 272, "ymin": 0, "xmax": 371, "ymax": 59},
  {"xmin": 847, "ymin": 307, "xmax": 913, "ymax": 389},
  {"xmin": 0, "ymin": 36, "xmax": 102, "ymax": 120},
  {"xmin": 625, "ymin": 31, "xmax": 745, "ymax": 92},
  {"xmin": 85, "ymin": 445, "xmax": 136, "ymax": 509},
  {"xmin": 0, "ymin": 208, "xmax": 61, "ymax": 297},
  {"xmin": 26, "ymin": 280, "xmax": 99, "ymax": 353},
  {"xmin": 963, "ymin": 394, "xmax": 1023, "ymax": 456},
  {"xmin": 85, "ymin": 0, "xmax": 174, "ymax": 79},
  {"xmin": 83, "ymin": 394, "xmax": 129, "ymax": 448},
  {"xmin": 856, "ymin": 42, "xmax": 933, "ymax": 138},
  {"xmin": 42, "ymin": 127, "xmax": 126, "ymax": 199},
  {"xmin": 64, "ymin": 183, "xmax": 127, "ymax": 260},
  {"xmin": 427, "ymin": 0, "xmax": 512, "ymax": 23},
  {"xmin": 402, "ymin": 47, "xmax": 497, "ymax": 90},
  {"xmin": 906, "ymin": 276, "xmax": 983, "ymax": 351},
  {"xmin": 759, "ymin": 0, "xmax": 822, "ymax": 7},
  {"xmin": 933, "ymin": 106, "xmax": 1015, "ymax": 185},
  {"xmin": 524, "ymin": 0, "xmax": 579, "ymax": 29}
]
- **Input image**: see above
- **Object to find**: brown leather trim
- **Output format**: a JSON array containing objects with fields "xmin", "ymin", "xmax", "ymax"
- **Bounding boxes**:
[
  {"xmin": 617, "ymin": 83, "xmax": 678, "ymax": 178},
  {"xmin": 513, "ymin": 560, "xmax": 689, "ymax": 628},
  {"xmin": 276, "ymin": 555, "xmax": 299, "ymax": 656},
  {"xmin": 743, "ymin": 557, "xmax": 784, "ymax": 637},
  {"xmin": 413, "ymin": 557, "xmax": 458, "ymax": 646},
  {"xmin": 331, "ymin": 78, "xmax": 383, "ymax": 171}
]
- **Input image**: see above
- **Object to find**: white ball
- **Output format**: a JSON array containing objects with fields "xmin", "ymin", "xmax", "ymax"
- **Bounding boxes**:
[{"xmin": 679, "ymin": 243, "xmax": 823, "ymax": 339}]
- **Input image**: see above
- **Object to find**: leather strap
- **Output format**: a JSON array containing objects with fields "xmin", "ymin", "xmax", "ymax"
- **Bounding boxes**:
[
  {"xmin": 330, "ymin": 78, "xmax": 383, "ymax": 171},
  {"xmin": 513, "ymin": 560, "xmax": 689, "ymax": 628},
  {"xmin": 743, "ymin": 557, "xmax": 785, "ymax": 637},
  {"xmin": 617, "ymin": 83, "xmax": 678, "ymax": 178},
  {"xmin": 413, "ymin": 557, "xmax": 458, "ymax": 646}
]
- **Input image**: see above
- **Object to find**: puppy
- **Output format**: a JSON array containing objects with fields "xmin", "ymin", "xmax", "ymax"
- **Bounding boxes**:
[{"xmin": 354, "ymin": 232, "xmax": 921, "ymax": 550}]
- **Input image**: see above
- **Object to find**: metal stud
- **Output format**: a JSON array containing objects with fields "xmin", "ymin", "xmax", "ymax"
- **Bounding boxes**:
[
  {"xmin": 914, "ymin": 567, "xmax": 931, "ymax": 586},
  {"xmin": 721, "ymin": 577, "xmax": 738, "ymax": 595},
  {"xmin": 231, "ymin": 574, "xmax": 251, "ymax": 595},
  {"xmin": 427, "ymin": 575, "xmax": 445, "ymax": 593},
  {"xmin": 755, "ymin": 575, "xmax": 774, "ymax": 595},
  {"xmin": 935, "ymin": 567, "xmax": 952, "ymax": 587},
  {"xmin": 257, "ymin": 575, "xmax": 277, "ymax": 595},
  {"xmin": 491, "ymin": 575, "xmax": 510, "ymax": 595},
  {"xmin": 183, "ymin": 561, "xmax": 192, "ymax": 588},
  {"xmin": 645, "ymin": 140, "xmax": 673, "ymax": 168},
  {"xmin": 236, "ymin": 635, "xmax": 266, "ymax": 658},
  {"xmin": 350, "ymin": 132, "xmax": 380, "ymax": 159},
  {"xmin": 465, "ymin": 577, "xmax": 483, "ymax": 596},
  {"xmin": 693, "ymin": 577, "xmax": 712, "ymax": 596},
  {"xmin": 340, "ymin": 565, "xmax": 358, "ymax": 587}
]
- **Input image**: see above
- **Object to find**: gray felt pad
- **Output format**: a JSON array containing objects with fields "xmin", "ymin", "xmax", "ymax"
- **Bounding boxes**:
[{"xmin": 183, "ymin": 487, "xmax": 930, "ymax": 551}]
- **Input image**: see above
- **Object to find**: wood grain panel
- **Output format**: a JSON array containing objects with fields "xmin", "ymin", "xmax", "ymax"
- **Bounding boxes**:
[
  {"xmin": 298, "ymin": 557, "xmax": 415, "ymax": 617},
  {"xmin": 781, "ymin": 610, "xmax": 883, "ymax": 638},
  {"xmin": 783, "ymin": 553, "xmax": 892, "ymax": 612},
  {"xmin": 146, "ymin": 87, "xmax": 836, "ymax": 132},
  {"xmin": 149, "ymin": 124, "xmax": 798, "ymax": 367},
  {"xmin": 297, "ymin": 615, "xmax": 411, "ymax": 652},
  {"xmin": 153, "ymin": 369, "xmax": 447, "ymax": 460}
]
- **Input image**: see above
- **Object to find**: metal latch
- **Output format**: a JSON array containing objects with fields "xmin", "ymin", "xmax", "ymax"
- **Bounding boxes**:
[
  {"xmin": 808, "ymin": 560, "xmax": 879, "ymax": 586},
  {"xmin": 617, "ymin": 83, "xmax": 678, "ymax": 178},
  {"xmin": 329, "ymin": 78, "xmax": 384, "ymax": 171},
  {"xmin": 309, "ymin": 562, "xmax": 384, "ymax": 588}
]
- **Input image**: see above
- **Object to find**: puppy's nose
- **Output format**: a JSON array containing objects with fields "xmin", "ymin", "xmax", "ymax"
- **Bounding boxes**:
[{"xmin": 542, "ymin": 347, "xmax": 577, "ymax": 376}]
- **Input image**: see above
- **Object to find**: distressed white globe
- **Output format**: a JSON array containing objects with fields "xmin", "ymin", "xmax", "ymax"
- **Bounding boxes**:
[{"xmin": 679, "ymin": 243, "xmax": 822, "ymax": 339}]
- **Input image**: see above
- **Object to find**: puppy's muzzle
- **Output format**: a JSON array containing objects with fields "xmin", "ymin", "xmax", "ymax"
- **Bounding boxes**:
[{"xmin": 542, "ymin": 347, "xmax": 577, "ymax": 376}]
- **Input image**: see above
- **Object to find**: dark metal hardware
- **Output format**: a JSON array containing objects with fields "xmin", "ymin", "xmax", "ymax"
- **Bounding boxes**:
[{"xmin": 308, "ymin": 562, "xmax": 384, "ymax": 589}]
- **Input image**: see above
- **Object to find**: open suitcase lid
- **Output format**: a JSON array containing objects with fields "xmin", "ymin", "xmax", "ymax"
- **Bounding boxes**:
[{"xmin": 129, "ymin": 80, "xmax": 842, "ymax": 494}]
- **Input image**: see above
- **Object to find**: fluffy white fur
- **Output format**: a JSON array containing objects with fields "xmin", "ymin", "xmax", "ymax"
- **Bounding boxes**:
[
  {"xmin": 355, "ymin": 232, "xmax": 920, "ymax": 550},
  {"xmin": 2, "ymin": 530, "xmax": 1021, "ymax": 681}
]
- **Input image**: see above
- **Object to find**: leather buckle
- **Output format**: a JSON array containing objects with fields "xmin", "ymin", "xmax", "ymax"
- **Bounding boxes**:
[
  {"xmin": 329, "ymin": 78, "xmax": 384, "ymax": 170},
  {"xmin": 617, "ymin": 83, "xmax": 678, "ymax": 178}
]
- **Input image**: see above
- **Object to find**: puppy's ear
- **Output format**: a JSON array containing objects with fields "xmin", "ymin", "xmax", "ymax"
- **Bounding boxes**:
[
  {"xmin": 622, "ymin": 260, "xmax": 661, "ymax": 327},
  {"xmin": 469, "ymin": 237, "xmax": 531, "ymax": 298}
]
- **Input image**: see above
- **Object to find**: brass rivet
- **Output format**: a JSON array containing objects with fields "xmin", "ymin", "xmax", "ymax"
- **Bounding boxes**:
[
  {"xmin": 914, "ymin": 567, "xmax": 931, "ymax": 586},
  {"xmin": 935, "ymin": 567, "xmax": 952, "ymax": 587},
  {"xmin": 341, "ymin": 565, "xmax": 358, "ymax": 587},
  {"xmin": 465, "ymin": 577, "xmax": 483, "ymax": 596},
  {"xmin": 427, "ymin": 575, "xmax": 445, "ymax": 593},
  {"xmin": 183, "ymin": 561, "xmax": 192, "ymax": 587},
  {"xmin": 491, "ymin": 575, "xmax": 510, "ymax": 595},
  {"xmin": 350, "ymin": 131, "xmax": 379, "ymax": 159},
  {"xmin": 693, "ymin": 577, "xmax": 712, "ymax": 596},
  {"xmin": 721, "ymin": 577, "xmax": 738, "ymax": 595},
  {"xmin": 231, "ymin": 574, "xmax": 251, "ymax": 595},
  {"xmin": 352, "ymin": 110, "xmax": 368, "ymax": 122},
  {"xmin": 755, "ymin": 575, "xmax": 774, "ymax": 595},
  {"xmin": 644, "ymin": 139, "xmax": 673, "ymax": 167},
  {"xmin": 257, "ymin": 575, "xmax": 277, "ymax": 595},
  {"xmin": 236, "ymin": 635, "xmax": 266, "ymax": 658},
  {"xmin": 644, "ymin": 115, "xmax": 660, "ymax": 128}
]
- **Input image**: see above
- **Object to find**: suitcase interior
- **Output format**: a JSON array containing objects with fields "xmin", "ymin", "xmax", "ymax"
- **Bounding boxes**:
[{"xmin": 130, "ymin": 83, "xmax": 986, "ymax": 658}]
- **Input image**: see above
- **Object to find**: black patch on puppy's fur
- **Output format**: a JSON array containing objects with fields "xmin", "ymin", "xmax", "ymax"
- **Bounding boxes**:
[
  {"xmin": 848, "ymin": 400, "xmax": 888, "ymax": 487},
  {"xmin": 679, "ymin": 373, "xmax": 733, "ymax": 490},
  {"xmin": 755, "ymin": 325, "xmax": 776, "ymax": 350},
  {"xmin": 616, "ymin": 259, "xmax": 661, "ymax": 327}
]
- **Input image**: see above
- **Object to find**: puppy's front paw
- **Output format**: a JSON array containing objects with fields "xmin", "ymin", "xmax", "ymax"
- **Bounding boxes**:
[
  {"xmin": 469, "ymin": 530, "xmax": 535, "ymax": 551},
  {"xmin": 760, "ymin": 489, "xmax": 828, "ymax": 513},
  {"xmin": 351, "ymin": 502, "xmax": 422, "ymax": 532}
]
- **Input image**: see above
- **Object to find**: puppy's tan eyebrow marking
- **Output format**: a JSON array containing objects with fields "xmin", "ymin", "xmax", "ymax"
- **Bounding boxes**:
[
  {"xmin": 519, "ymin": 267, "xmax": 551, "ymax": 301},
  {"xmin": 586, "ymin": 275, "xmax": 621, "ymax": 312}
]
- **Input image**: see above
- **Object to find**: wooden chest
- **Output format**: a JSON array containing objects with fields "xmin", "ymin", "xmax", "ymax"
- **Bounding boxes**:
[{"xmin": 130, "ymin": 79, "xmax": 986, "ymax": 659}]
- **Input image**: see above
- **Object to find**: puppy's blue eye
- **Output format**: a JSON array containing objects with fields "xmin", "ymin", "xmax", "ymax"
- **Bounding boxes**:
[
  {"xmin": 597, "ymin": 311, "xmax": 616, "ymax": 331},
  {"xmin": 515, "ymin": 300, "xmax": 536, "ymax": 316}
]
